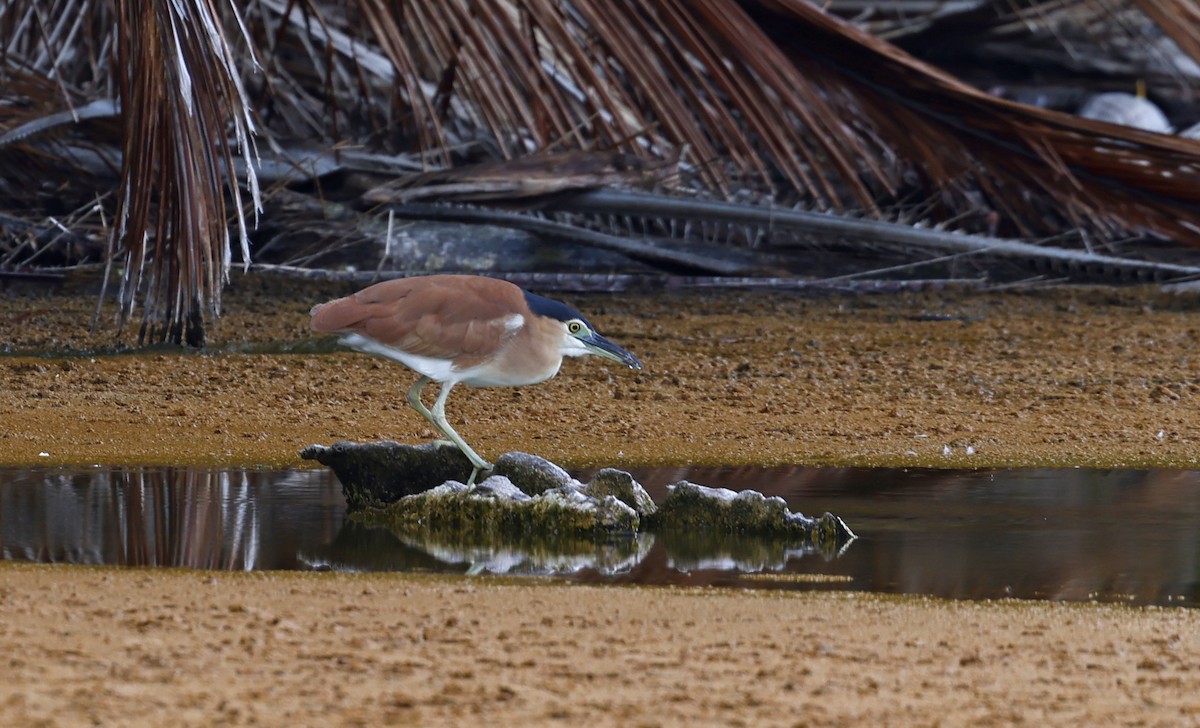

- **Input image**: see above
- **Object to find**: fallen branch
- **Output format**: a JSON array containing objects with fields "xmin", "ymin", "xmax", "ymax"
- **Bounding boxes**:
[
  {"xmin": 371, "ymin": 202, "xmax": 768, "ymax": 276},
  {"xmin": 551, "ymin": 190, "xmax": 1200, "ymax": 283},
  {"xmin": 246, "ymin": 263, "xmax": 981, "ymax": 294}
]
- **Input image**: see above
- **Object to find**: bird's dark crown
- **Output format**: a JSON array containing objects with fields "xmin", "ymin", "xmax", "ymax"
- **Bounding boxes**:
[{"xmin": 524, "ymin": 291, "xmax": 595, "ymax": 329}]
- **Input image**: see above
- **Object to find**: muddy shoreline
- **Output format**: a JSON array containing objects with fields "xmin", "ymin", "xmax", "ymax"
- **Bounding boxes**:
[
  {"xmin": 4, "ymin": 281, "xmax": 1200, "ymax": 469},
  {"xmin": 4, "ymin": 280, "xmax": 1200, "ymax": 725}
]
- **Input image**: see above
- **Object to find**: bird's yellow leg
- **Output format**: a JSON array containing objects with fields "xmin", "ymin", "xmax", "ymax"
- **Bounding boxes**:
[
  {"xmin": 408, "ymin": 376, "xmax": 455, "ymax": 442},
  {"xmin": 406, "ymin": 375, "xmax": 436, "ymax": 424},
  {"xmin": 409, "ymin": 376, "xmax": 483, "ymax": 483},
  {"xmin": 430, "ymin": 381, "xmax": 493, "ymax": 482}
]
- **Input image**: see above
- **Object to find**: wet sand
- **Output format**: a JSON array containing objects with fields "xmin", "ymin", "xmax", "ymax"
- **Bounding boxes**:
[
  {"xmin": 4, "ymin": 282, "xmax": 1200, "ymax": 469},
  {"xmin": 3, "ymin": 280, "xmax": 1200, "ymax": 725}
]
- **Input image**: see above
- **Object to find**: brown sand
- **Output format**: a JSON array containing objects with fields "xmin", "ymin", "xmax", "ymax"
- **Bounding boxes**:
[
  {"xmin": 3, "ymin": 281, "xmax": 1200, "ymax": 725},
  {"xmin": 2, "ymin": 562, "xmax": 1199, "ymax": 727},
  {"xmin": 4, "ymin": 283, "xmax": 1200, "ymax": 469}
]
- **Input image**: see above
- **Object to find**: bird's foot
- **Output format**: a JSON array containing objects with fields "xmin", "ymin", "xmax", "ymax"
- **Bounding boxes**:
[
  {"xmin": 428, "ymin": 439, "xmax": 491, "ymax": 483},
  {"xmin": 466, "ymin": 459, "xmax": 495, "ymax": 486}
]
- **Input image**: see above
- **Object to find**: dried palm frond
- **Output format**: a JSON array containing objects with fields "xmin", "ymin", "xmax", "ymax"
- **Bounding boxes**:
[
  {"xmin": 1133, "ymin": 0, "xmax": 1200, "ymax": 71},
  {"xmin": 13, "ymin": 0, "xmax": 1200, "ymax": 349},
  {"xmin": 296, "ymin": 0, "xmax": 1200, "ymax": 247},
  {"xmin": 276, "ymin": 0, "xmax": 894, "ymax": 210},
  {"xmin": 740, "ymin": 0, "xmax": 1200, "ymax": 246},
  {"xmin": 853, "ymin": 0, "xmax": 1200, "ymax": 91},
  {"xmin": 106, "ymin": 0, "xmax": 260, "ymax": 346},
  {"xmin": 363, "ymin": 149, "xmax": 678, "ymax": 205},
  {"xmin": 0, "ymin": 10, "xmax": 122, "ymax": 273},
  {"xmin": 2, "ymin": 0, "xmax": 261, "ymax": 345}
]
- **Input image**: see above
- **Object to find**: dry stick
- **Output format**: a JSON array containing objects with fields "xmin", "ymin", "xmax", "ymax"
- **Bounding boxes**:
[
  {"xmin": 553, "ymin": 189, "xmax": 1200, "ymax": 282},
  {"xmin": 246, "ymin": 263, "xmax": 977, "ymax": 294},
  {"xmin": 375, "ymin": 202, "xmax": 757, "ymax": 275},
  {"xmin": 372, "ymin": 209, "xmax": 394, "ymax": 282},
  {"xmin": 0, "ymin": 99, "xmax": 120, "ymax": 148}
]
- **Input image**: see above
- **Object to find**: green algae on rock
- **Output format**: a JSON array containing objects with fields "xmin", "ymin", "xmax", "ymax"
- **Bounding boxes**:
[
  {"xmin": 362, "ymin": 477, "xmax": 641, "ymax": 539},
  {"xmin": 303, "ymin": 441, "xmax": 855, "ymax": 556},
  {"xmin": 650, "ymin": 482, "xmax": 853, "ymax": 540}
]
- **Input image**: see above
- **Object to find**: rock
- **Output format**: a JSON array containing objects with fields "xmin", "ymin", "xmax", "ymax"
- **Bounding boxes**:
[
  {"xmin": 466, "ymin": 475, "xmax": 531, "ymax": 503},
  {"xmin": 1078, "ymin": 92, "xmax": 1171, "ymax": 133},
  {"xmin": 299, "ymin": 441, "xmax": 476, "ymax": 509},
  {"xmin": 812, "ymin": 512, "xmax": 857, "ymax": 553},
  {"xmin": 536, "ymin": 487, "xmax": 639, "ymax": 532},
  {"xmin": 360, "ymin": 476, "xmax": 639, "ymax": 538},
  {"xmin": 491, "ymin": 452, "xmax": 576, "ymax": 495},
  {"xmin": 303, "ymin": 441, "xmax": 855, "ymax": 561},
  {"xmin": 653, "ymin": 481, "xmax": 849, "ymax": 542},
  {"xmin": 582, "ymin": 468, "xmax": 657, "ymax": 516}
]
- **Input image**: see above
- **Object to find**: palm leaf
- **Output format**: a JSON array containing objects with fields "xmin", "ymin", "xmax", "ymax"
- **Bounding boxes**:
[
  {"xmin": 11, "ymin": 0, "xmax": 1200, "ymax": 346},
  {"xmin": 105, "ymin": 0, "xmax": 259, "ymax": 345},
  {"xmin": 745, "ymin": 0, "xmax": 1200, "ymax": 244}
]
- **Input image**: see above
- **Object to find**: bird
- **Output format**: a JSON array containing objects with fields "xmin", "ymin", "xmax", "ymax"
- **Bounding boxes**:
[{"xmin": 310, "ymin": 274, "xmax": 642, "ymax": 483}]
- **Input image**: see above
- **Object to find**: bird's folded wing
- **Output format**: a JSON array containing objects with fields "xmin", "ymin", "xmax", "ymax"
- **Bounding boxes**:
[{"xmin": 320, "ymin": 277, "xmax": 526, "ymax": 364}]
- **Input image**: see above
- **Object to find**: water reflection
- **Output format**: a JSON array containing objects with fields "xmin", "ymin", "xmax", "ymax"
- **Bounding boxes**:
[
  {"xmin": 0, "ymin": 467, "xmax": 344, "ymax": 569},
  {"xmin": 1, "ymin": 466, "xmax": 1198, "ymax": 607},
  {"xmin": 317, "ymin": 522, "xmax": 659, "ymax": 576}
]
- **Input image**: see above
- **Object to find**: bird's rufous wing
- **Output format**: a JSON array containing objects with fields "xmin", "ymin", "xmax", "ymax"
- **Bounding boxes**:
[{"xmin": 311, "ymin": 276, "xmax": 526, "ymax": 365}]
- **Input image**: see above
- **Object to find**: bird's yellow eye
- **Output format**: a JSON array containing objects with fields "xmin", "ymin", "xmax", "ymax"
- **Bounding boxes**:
[{"xmin": 567, "ymin": 321, "xmax": 584, "ymax": 335}]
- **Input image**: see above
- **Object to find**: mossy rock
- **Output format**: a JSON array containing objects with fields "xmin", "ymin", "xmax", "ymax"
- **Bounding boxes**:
[
  {"xmin": 491, "ymin": 452, "xmax": 575, "ymax": 495},
  {"xmin": 651, "ymin": 481, "xmax": 851, "ymax": 542},
  {"xmin": 583, "ymin": 468, "xmax": 657, "ymax": 516},
  {"xmin": 305, "ymin": 441, "xmax": 856, "ymax": 560},
  {"xmin": 357, "ymin": 476, "xmax": 639, "ymax": 539},
  {"xmin": 299, "ymin": 441, "xmax": 474, "ymax": 510}
]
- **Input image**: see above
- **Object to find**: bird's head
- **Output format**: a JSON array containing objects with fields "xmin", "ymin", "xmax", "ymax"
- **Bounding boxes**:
[{"xmin": 525, "ymin": 291, "xmax": 642, "ymax": 369}]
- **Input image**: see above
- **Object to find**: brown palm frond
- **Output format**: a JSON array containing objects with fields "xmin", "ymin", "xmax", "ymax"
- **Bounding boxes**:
[
  {"xmin": 14, "ymin": 0, "xmax": 1200, "ymax": 348},
  {"xmin": 0, "ymin": 7, "xmax": 122, "ymax": 271},
  {"xmin": 0, "ymin": 0, "xmax": 111, "ymax": 86},
  {"xmin": 293, "ymin": 0, "xmax": 894, "ymax": 210},
  {"xmin": 300, "ymin": 0, "xmax": 1200, "ymax": 246},
  {"xmin": 363, "ymin": 149, "xmax": 679, "ymax": 205},
  {"xmin": 1133, "ymin": 0, "xmax": 1200, "ymax": 69},
  {"xmin": 0, "ymin": 11, "xmax": 119, "ymax": 183},
  {"xmin": 742, "ymin": 0, "xmax": 1200, "ymax": 245},
  {"xmin": 106, "ymin": 0, "xmax": 259, "ymax": 345}
]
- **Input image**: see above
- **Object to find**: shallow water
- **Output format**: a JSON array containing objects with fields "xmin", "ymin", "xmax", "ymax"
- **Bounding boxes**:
[{"xmin": 1, "ymin": 466, "xmax": 1197, "ymax": 607}]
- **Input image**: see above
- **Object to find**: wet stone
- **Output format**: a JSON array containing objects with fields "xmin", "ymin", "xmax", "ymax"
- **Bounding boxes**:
[
  {"xmin": 583, "ymin": 468, "xmax": 657, "ymax": 517},
  {"xmin": 466, "ymin": 475, "xmax": 531, "ymax": 502},
  {"xmin": 363, "ymin": 476, "xmax": 639, "ymax": 537},
  {"xmin": 539, "ymin": 487, "xmax": 639, "ymax": 532},
  {"xmin": 304, "ymin": 442, "xmax": 855, "ymax": 552},
  {"xmin": 491, "ymin": 452, "xmax": 575, "ymax": 495},
  {"xmin": 299, "ymin": 441, "xmax": 474, "ymax": 509},
  {"xmin": 653, "ymin": 481, "xmax": 855, "ymax": 546}
]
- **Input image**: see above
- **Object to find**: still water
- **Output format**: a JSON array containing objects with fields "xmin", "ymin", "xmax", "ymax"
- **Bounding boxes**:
[{"xmin": 1, "ymin": 466, "xmax": 1197, "ymax": 607}]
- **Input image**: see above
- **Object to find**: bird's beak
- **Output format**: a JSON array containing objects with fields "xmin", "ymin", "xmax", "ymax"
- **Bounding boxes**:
[{"xmin": 583, "ymin": 332, "xmax": 642, "ymax": 369}]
